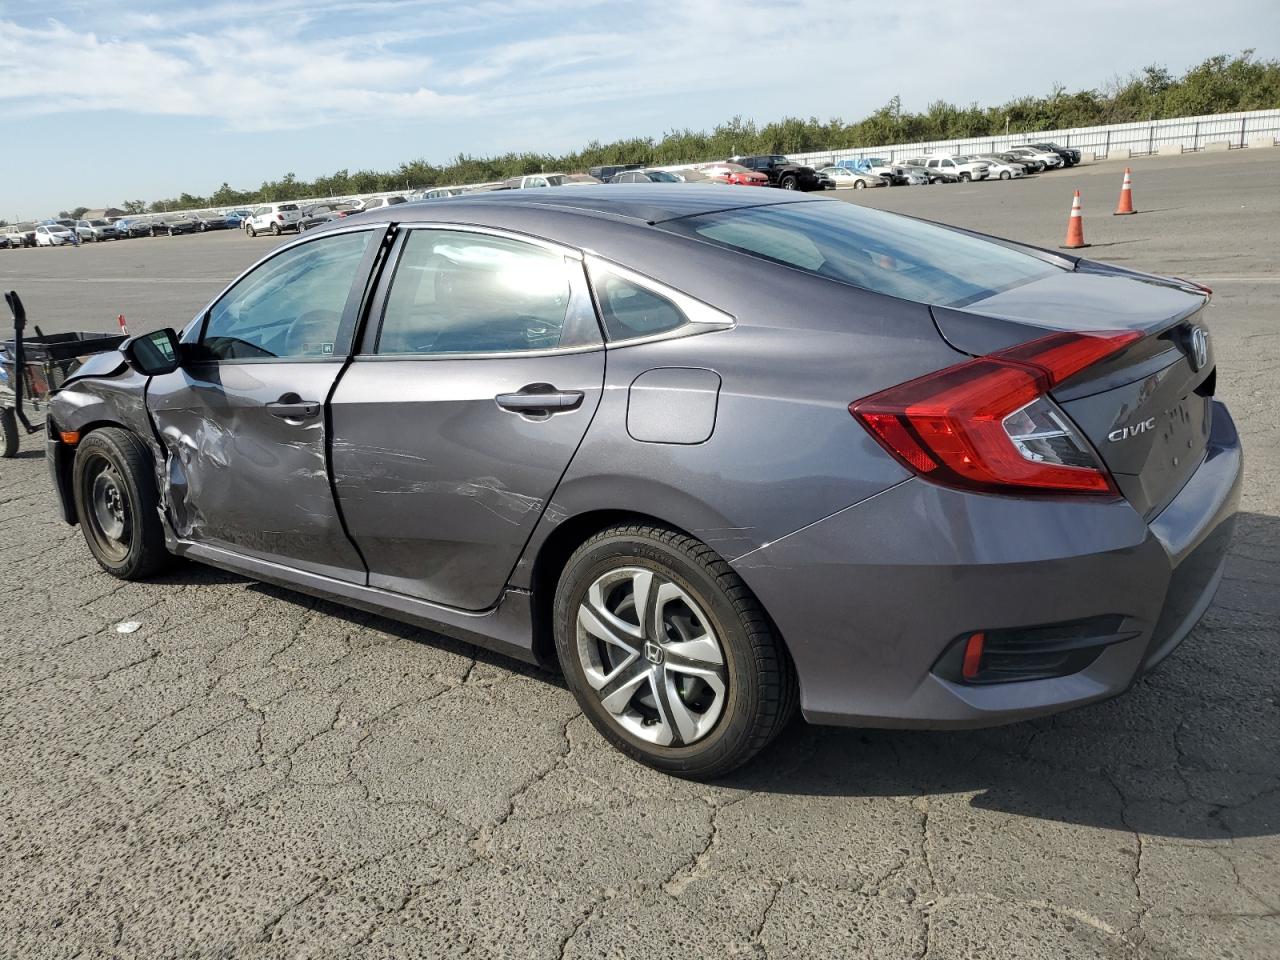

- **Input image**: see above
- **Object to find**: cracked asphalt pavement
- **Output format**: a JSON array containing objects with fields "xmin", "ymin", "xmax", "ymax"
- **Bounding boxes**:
[{"xmin": 2, "ymin": 149, "xmax": 1278, "ymax": 958}]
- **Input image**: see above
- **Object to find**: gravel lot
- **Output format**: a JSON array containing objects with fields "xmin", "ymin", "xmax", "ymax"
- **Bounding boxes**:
[{"xmin": 1, "ymin": 149, "xmax": 1277, "ymax": 959}]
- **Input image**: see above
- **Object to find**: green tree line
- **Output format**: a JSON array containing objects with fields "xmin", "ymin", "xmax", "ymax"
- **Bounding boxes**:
[{"xmin": 136, "ymin": 51, "xmax": 1278, "ymax": 212}]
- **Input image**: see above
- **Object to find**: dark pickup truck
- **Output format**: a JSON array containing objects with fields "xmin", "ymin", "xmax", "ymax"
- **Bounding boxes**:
[{"xmin": 733, "ymin": 155, "xmax": 824, "ymax": 191}]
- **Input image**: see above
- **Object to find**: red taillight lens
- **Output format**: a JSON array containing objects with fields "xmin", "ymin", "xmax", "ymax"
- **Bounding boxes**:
[
  {"xmin": 851, "ymin": 330, "xmax": 1140, "ymax": 496},
  {"xmin": 277, "ymin": 214, "xmax": 285, "ymax": 220}
]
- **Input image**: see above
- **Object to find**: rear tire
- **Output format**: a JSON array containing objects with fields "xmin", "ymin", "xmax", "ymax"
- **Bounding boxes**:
[
  {"xmin": 780, "ymin": 175, "xmax": 798, "ymax": 191},
  {"xmin": 270, "ymin": 223, "xmax": 281, "ymax": 236},
  {"xmin": 554, "ymin": 523, "xmax": 796, "ymax": 779},
  {"xmin": 72, "ymin": 428, "xmax": 172, "ymax": 580},
  {"xmin": 0, "ymin": 407, "xmax": 18, "ymax": 458}
]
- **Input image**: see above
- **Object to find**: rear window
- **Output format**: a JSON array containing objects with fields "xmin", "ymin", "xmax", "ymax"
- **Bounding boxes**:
[
  {"xmin": 278, "ymin": 204, "xmax": 299, "ymax": 211},
  {"xmin": 658, "ymin": 200, "xmax": 1061, "ymax": 307}
]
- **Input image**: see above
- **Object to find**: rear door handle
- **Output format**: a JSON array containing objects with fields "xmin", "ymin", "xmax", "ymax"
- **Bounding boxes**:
[
  {"xmin": 267, "ymin": 394, "xmax": 321, "ymax": 421},
  {"xmin": 495, "ymin": 387, "xmax": 584, "ymax": 414}
]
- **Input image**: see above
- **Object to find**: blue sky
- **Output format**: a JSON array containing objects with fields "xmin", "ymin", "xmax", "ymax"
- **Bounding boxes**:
[{"xmin": 1, "ymin": 0, "xmax": 1277, "ymax": 219}]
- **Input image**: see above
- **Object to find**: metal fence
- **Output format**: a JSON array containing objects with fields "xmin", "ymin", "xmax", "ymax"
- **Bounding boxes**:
[{"xmin": 783, "ymin": 108, "xmax": 1280, "ymax": 168}]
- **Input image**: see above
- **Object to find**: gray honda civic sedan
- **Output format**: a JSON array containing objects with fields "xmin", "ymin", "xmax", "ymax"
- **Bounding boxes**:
[{"xmin": 45, "ymin": 185, "xmax": 1241, "ymax": 777}]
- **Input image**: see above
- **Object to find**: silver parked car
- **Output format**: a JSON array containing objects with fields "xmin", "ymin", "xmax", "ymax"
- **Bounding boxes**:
[
  {"xmin": 75, "ymin": 219, "xmax": 118, "ymax": 241},
  {"xmin": 965, "ymin": 155, "xmax": 1025, "ymax": 180},
  {"xmin": 818, "ymin": 166, "xmax": 887, "ymax": 189},
  {"xmin": 45, "ymin": 186, "xmax": 1240, "ymax": 778}
]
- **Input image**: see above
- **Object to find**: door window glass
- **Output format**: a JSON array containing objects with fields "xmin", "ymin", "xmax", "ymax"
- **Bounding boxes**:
[
  {"xmin": 200, "ymin": 231, "xmax": 371, "ymax": 360},
  {"xmin": 376, "ymin": 231, "xmax": 572, "ymax": 355}
]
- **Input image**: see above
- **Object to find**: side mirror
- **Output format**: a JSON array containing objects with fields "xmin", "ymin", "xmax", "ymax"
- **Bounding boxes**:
[{"xmin": 122, "ymin": 328, "xmax": 182, "ymax": 376}]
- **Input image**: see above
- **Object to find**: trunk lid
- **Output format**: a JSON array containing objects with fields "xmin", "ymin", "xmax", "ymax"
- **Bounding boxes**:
[{"xmin": 933, "ymin": 270, "xmax": 1215, "ymax": 517}]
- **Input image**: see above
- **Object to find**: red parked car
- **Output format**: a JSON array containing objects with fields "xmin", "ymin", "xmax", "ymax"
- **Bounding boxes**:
[{"xmin": 697, "ymin": 162, "xmax": 769, "ymax": 186}]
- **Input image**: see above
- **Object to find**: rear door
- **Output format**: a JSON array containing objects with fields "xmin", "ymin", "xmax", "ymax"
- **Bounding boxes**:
[
  {"xmin": 330, "ymin": 225, "xmax": 605, "ymax": 610},
  {"xmin": 147, "ymin": 227, "xmax": 384, "ymax": 581}
]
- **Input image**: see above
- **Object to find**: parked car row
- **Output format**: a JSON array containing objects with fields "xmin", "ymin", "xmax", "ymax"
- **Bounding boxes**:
[{"xmin": 4, "ymin": 140, "xmax": 1085, "ymax": 251}]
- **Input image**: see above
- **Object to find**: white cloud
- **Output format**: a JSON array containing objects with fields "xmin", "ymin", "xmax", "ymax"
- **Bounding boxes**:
[
  {"xmin": 0, "ymin": 17, "xmax": 468, "ymax": 130},
  {"xmin": 0, "ymin": 1, "xmax": 1276, "ymax": 146}
]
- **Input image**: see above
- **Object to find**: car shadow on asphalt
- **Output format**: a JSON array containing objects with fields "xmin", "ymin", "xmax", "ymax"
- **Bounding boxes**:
[{"xmin": 147, "ymin": 512, "xmax": 1277, "ymax": 841}]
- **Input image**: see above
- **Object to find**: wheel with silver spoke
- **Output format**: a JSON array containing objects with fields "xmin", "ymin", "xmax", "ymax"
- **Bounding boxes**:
[
  {"xmin": 72, "ymin": 427, "xmax": 172, "ymax": 580},
  {"xmin": 577, "ymin": 566, "xmax": 728, "ymax": 748},
  {"xmin": 555, "ymin": 524, "xmax": 796, "ymax": 778}
]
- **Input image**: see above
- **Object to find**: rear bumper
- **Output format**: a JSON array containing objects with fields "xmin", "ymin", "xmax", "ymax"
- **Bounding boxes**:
[{"xmin": 732, "ymin": 400, "xmax": 1242, "ymax": 728}]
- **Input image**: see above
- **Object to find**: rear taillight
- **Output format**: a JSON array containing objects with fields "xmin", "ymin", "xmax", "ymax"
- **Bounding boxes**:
[
  {"xmin": 276, "ymin": 214, "xmax": 285, "ymax": 221},
  {"xmin": 850, "ymin": 330, "xmax": 1140, "ymax": 496}
]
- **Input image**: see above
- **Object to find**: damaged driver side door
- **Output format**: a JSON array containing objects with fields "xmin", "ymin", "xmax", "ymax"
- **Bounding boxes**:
[{"xmin": 146, "ymin": 227, "xmax": 383, "ymax": 582}]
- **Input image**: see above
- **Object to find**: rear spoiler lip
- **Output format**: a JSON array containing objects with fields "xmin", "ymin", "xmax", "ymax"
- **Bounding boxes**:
[{"xmin": 1073, "ymin": 258, "xmax": 1213, "ymax": 301}]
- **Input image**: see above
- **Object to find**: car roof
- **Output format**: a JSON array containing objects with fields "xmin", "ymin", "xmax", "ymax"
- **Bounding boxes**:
[{"xmin": 344, "ymin": 183, "xmax": 816, "ymax": 228}]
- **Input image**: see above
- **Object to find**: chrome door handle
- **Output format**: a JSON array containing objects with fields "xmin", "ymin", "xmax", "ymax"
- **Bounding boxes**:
[
  {"xmin": 267, "ymin": 397, "xmax": 321, "ymax": 420},
  {"xmin": 495, "ymin": 388, "xmax": 584, "ymax": 413}
]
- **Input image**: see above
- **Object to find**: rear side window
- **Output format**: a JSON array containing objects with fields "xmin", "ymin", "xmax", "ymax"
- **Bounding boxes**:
[
  {"xmin": 590, "ymin": 271, "xmax": 686, "ymax": 341},
  {"xmin": 375, "ymin": 230, "xmax": 573, "ymax": 355},
  {"xmin": 658, "ymin": 200, "xmax": 1061, "ymax": 307}
]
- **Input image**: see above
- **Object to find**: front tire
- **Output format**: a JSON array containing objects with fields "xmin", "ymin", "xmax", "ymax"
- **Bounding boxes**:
[
  {"xmin": 72, "ymin": 428, "xmax": 171, "ymax": 580},
  {"xmin": 1000, "ymin": 170, "xmax": 1011, "ymax": 180},
  {"xmin": 554, "ymin": 524, "xmax": 796, "ymax": 779},
  {"xmin": 1, "ymin": 407, "xmax": 18, "ymax": 458},
  {"xmin": 854, "ymin": 179, "xmax": 866, "ymax": 189},
  {"xmin": 248, "ymin": 224, "xmax": 257, "ymax": 237}
]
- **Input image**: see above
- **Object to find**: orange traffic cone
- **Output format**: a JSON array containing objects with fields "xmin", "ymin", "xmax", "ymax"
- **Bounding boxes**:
[
  {"xmin": 1113, "ymin": 167, "xmax": 1136, "ymax": 215},
  {"xmin": 1061, "ymin": 191, "xmax": 1089, "ymax": 249}
]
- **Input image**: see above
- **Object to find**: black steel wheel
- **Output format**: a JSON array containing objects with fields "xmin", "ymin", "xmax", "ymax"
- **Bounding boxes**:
[{"xmin": 72, "ymin": 428, "xmax": 171, "ymax": 579}]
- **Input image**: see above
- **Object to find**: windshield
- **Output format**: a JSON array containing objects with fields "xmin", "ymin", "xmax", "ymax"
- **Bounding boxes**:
[{"xmin": 659, "ymin": 200, "xmax": 1061, "ymax": 307}]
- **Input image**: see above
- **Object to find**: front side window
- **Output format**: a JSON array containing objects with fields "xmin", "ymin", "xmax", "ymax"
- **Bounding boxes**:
[
  {"xmin": 658, "ymin": 200, "xmax": 1061, "ymax": 308},
  {"xmin": 375, "ymin": 230, "xmax": 575, "ymax": 355},
  {"xmin": 200, "ymin": 231, "xmax": 372, "ymax": 361}
]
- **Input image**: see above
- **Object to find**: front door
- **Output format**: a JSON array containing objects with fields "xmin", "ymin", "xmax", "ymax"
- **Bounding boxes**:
[
  {"xmin": 330, "ymin": 226, "xmax": 605, "ymax": 610},
  {"xmin": 147, "ymin": 227, "xmax": 382, "ymax": 581}
]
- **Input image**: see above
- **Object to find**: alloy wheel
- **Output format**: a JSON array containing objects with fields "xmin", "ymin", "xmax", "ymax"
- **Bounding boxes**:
[{"xmin": 576, "ymin": 567, "xmax": 727, "ymax": 747}]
